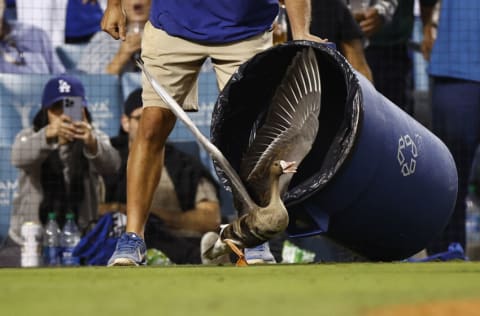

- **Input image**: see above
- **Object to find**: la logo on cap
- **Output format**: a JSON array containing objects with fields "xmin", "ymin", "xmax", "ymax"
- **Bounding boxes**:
[{"xmin": 58, "ymin": 79, "xmax": 71, "ymax": 94}]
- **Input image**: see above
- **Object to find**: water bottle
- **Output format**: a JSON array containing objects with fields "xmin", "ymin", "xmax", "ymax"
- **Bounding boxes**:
[
  {"xmin": 21, "ymin": 221, "xmax": 42, "ymax": 267},
  {"xmin": 61, "ymin": 212, "xmax": 81, "ymax": 266},
  {"xmin": 466, "ymin": 193, "xmax": 480, "ymax": 260},
  {"xmin": 281, "ymin": 240, "xmax": 316, "ymax": 263},
  {"xmin": 43, "ymin": 212, "xmax": 61, "ymax": 266}
]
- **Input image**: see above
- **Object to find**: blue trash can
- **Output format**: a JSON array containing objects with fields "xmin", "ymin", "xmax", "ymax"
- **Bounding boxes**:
[{"xmin": 211, "ymin": 41, "xmax": 458, "ymax": 261}]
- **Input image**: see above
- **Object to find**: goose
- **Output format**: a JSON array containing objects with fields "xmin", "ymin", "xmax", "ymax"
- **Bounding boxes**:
[{"xmin": 137, "ymin": 47, "xmax": 322, "ymax": 265}]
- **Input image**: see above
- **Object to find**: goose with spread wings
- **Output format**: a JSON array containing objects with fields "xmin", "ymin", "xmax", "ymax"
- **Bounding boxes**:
[{"xmin": 138, "ymin": 47, "xmax": 322, "ymax": 264}]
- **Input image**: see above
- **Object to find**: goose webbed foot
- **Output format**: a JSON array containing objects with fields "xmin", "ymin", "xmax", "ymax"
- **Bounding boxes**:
[{"xmin": 224, "ymin": 239, "xmax": 248, "ymax": 266}]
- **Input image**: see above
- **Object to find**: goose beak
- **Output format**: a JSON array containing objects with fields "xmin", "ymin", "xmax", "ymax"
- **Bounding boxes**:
[{"xmin": 280, "ymin": 160, "xmax": 297, "ymax": 174}]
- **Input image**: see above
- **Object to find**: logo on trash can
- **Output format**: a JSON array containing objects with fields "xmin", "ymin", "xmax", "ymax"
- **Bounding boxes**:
[{"xmin": 397, "ymin": 134, "xmax": 418, "ymax": 176}]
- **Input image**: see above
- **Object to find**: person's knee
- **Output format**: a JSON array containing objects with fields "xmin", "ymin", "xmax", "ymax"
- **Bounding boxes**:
[{"xmin": 139, "ymin": 107, "xmax": 176, "ymax": 142}]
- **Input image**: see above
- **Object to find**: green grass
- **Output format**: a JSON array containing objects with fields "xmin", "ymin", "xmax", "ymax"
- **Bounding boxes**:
[{"xmin": 1, "ymin": 262, "xmax": 480, "ymax": 316}]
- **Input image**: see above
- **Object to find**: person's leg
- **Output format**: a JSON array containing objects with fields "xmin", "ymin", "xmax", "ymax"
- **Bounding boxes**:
[
  {"xmin": 108, "ymin": 23, "xmax": 206, "ymax": 266},
  {"xmin": 126, "ymin": 107, "xmax": 176, "ymax": 237},
  {"xmin": 428, "ymin": 77, "xmax": 480, "ymax": 254},
  {"xmin": 108, "ymin": 107, "xmax": 176, "ymax": 266}
]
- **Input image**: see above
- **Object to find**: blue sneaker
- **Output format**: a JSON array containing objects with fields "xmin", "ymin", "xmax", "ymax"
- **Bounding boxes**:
[
  {"xmin": 244, "ymin": 242, "xmax": 276, "ymax": 264},
  {"xmin": 107, "ymin": 232, "xmax": 147, "ymax": 266}
]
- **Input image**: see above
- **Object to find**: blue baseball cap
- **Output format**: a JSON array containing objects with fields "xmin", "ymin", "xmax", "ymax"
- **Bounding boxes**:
[{"xmin": 41, "ymin": 75, "xmax": 87, "ymax": 109}]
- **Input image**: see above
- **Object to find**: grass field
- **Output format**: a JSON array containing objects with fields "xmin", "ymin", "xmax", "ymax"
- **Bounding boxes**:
[{"xmin": 1, "ymin": 262, "xmax": 480, "ymax": 316}]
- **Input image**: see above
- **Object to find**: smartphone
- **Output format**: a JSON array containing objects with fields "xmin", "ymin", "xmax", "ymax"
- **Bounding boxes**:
[{"xmin": 62, "ymin": 96, "xmax": 83, "ymax": 122}]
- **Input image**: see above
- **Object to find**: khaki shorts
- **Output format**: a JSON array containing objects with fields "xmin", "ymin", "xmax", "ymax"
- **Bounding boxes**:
[{"xmin": 141, "ymin": 21, "xmax": 272, "ymax": 111}]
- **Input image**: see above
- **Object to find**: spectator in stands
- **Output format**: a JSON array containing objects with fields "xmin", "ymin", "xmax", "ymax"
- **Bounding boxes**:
[
  {"xmin": 358, "ymin": 0, "xmax": 437, "ymax": 114},
  {"xmin": 15, "ymin": 0, "xmax": 105, "ymax": 47},
  {"xmin": 0, "ymin": 0, "xmax": 65, "ymax": 74},
  {"xmin": 65, "ymin": 0, "xmax": 105, "ymax": 44},
  {"xmin": 426, "ymin": 0, "xmax": 480, "ymax": 254},
  {"xmin": 103, "ymin": 0, "xmax": 323, "ymax": 267},
  {"xmin": 348, "ymin": 0, "xmax": 397, "ymax": 38},
  {"xmin": 76, "ymin": 0, "xmax": 148, "ymax": 75},
  {"xmin": 304, "ymin": 0, "xmax": 373, "ymax": 82},
  {"xmin": 99, "ymin": 88, "xmax": 222, "ymax": 264},
  {"xmin": 0, "ymin": 74, "xmax": 120, "ymax": 267}
]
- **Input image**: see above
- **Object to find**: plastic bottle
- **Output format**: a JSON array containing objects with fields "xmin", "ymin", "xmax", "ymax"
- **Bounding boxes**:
[
  {"xmin": 281, "ymin": 240, "xmax": 316, "ymax": 263},
  {"xmin": 43, "ymin": 212, "xmax": 61, "ymax": 266},
  {"xmin": 21, "ymin": 221, "xmax": 42, "ymax": 267},
  {"xmin": 61, "ymin": 212, "xmax": 81, "ymax": 266}
]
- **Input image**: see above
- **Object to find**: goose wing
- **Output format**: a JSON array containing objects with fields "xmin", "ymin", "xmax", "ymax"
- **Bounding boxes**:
[
  {"xmin": 239, "ymin": 47, "xmax": 322, "ymax": 205},
  {"xmin": 137, "ymin": 60, "xmax": 258, "ymax": 212}
]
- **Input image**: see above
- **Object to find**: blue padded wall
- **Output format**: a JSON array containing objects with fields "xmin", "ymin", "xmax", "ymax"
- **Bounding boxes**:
[{"xmin": 0, "ymin": 146, "xmax": 17, "ymax": 242}]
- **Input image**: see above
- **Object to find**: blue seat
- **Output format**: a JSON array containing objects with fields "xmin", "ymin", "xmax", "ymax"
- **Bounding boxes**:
[
  {"xmin": 121, "ymin": 72, "xmax": 142, "ymax": 101},
  {"xmin": 0, "ymin": 146, "xmax": 17, "ymax": 242},
  {"xmin": 56, "ymin": 44, "xmax": 88, "ymax": 71},
  {"xmin": 0, "ymin": 73, "xmax": 50, "ymax": 147}
]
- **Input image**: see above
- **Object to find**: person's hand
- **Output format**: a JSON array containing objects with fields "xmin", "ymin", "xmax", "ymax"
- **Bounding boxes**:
[
  {"xmin": 300, "ymin": 33, "xmax": 328, "ymax": 43},
  {"xmin": 421, "ymin": 24, "xmax": 435, "ymax": 61},
  {"xmin": 292, "ymin": 33, "xmax": 328, "ymax": 43},
  {"xmin": 358, "ymin": 7, "xmax": 384, "ymax": 37},
  {"xmin": 101, "ymin": 3, "xmax": 127, "ymax": 40},
  {"xmin": 119, "ymin": 32, "xmax": 142, "ymax": 56},
  {"xmin": 73, "ymin": 121, "xmax": 98, "ymax": 155},
  {"xmin": 45, "ymin": 114, "xmax": 76, "ymax": 145}
]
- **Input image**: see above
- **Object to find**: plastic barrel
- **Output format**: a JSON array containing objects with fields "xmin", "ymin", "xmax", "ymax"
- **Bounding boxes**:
[{"xmin": 211, "ymin": 41, "xmax": 457, "ymax": 261}]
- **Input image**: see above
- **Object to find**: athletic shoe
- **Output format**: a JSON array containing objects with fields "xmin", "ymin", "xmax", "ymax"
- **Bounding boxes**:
[
  {"xmin": 107, "ymin": 232, "xmax": 146, "ymax": 266},
  {"xmin": 200, "ymin": 231, "xmax": 231, "ymax": 265},
  {"xmin": 244, "ymin": 242, "xmax": 276, "ymax": 264}
]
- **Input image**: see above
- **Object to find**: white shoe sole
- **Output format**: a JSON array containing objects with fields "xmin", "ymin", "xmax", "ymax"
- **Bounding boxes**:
[{"xmin": 107, "ymin": 258, "xmax": 140, "ymax": 267}]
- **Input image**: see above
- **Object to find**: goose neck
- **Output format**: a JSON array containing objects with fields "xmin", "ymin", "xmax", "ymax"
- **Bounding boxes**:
[{"xmin": 268, "ymin": 173, "xmax": 281, "ymax": 207}]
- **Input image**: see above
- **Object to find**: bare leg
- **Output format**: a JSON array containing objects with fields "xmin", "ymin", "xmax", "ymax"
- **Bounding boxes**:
[{"xmin": 125, "ymin": 106, "xmax": 176, "ymax": 237}]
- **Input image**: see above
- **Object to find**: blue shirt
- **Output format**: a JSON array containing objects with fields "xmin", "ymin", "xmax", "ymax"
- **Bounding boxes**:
[
  {"xmin": 150, "ymin": 0, "xmax": 279, "ymax": 44},
  {"xmin": 428, "ymin": 0, "xmax": 480, "ymax": 82},
  {"xmin": 65, "ymin": 0, "xmax": 103, "ymax": 38}
]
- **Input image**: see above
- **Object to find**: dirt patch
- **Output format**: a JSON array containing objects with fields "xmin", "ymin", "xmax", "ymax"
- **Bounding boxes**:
[{"xmin": 365, "ymin": 298, "xmax": 480, "ymax": 316}]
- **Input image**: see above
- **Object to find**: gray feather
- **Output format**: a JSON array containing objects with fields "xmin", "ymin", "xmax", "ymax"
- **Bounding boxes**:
[{"xmin": 240, "ymin": 47, "xmax": 322, "ymax": 205}]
